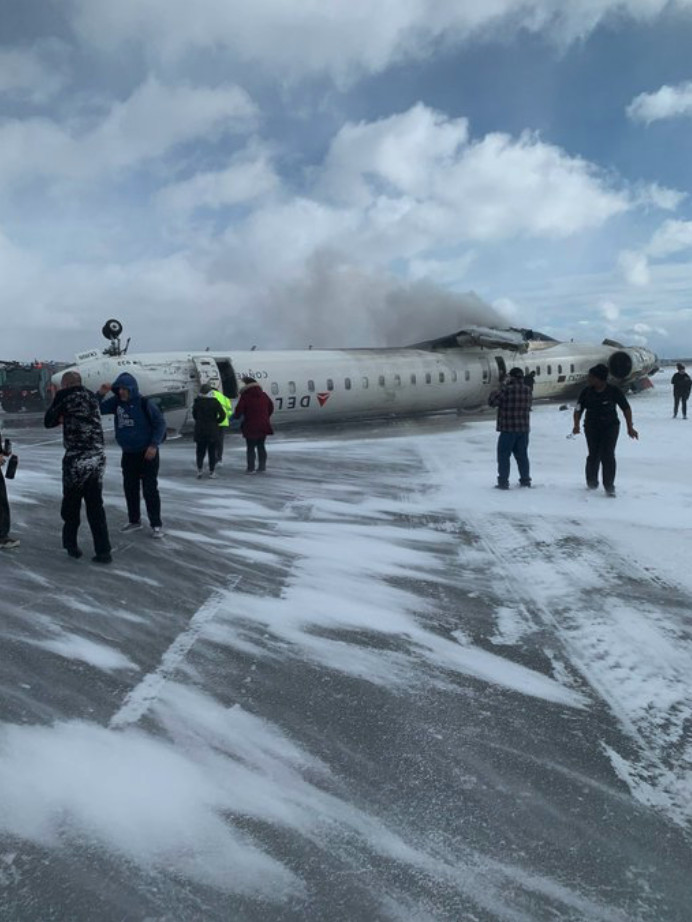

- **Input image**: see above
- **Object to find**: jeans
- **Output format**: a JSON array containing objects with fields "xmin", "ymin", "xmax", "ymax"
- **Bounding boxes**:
[
  {"xmin": 673, "ymin": 394, "xmax": 688, "ymax": 418},
  {"xmin": 61, "ymin": 470, "xmax": 111, "ymax": 555},
  {"xmin": 497, "ymin": 431, "xmax": 530, "ymax": 486},
  {"xmin": 195, "ymin": 439, "xmax": 218, "ymax": 472},
  {"xmin": 216, "ymin": 427, "xmax": 226, "ymax": 461},
  {"xmin": 0, "ymin": 468, "xmax": 10, "ymax": 539},
  {"xmin": 245, "ymin": 438, "xmax": 267, "ymax": 472},
  {"xmin": 585, "ymin": 423, "xmax": 619, "ymax": 489},
  {"xmin": 121, "ymin": 450, "xmax": 162, "ymax": 527}
]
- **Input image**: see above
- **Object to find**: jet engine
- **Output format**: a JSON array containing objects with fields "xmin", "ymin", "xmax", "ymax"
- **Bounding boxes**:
[{"xmin": 606, "ymin": 346, "xmax": 658, "ymax": 385}]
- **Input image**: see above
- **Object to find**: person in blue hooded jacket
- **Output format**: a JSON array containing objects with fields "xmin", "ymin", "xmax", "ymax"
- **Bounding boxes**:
[{"xmin": 98, "ymin": 373, "xmax": 167, "ymax": 537}]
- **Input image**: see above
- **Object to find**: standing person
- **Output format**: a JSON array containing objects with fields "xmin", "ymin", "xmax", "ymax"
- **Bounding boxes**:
[
  {"xmin": 671, "ymin": 363, "xmax": 691, "ymax": 419},
  {"xmin": 0, "ymin": 434, "xmax": 19, "ymax": 550},
  {"xmin": 488, "ymin": 367, "xmax": 533, "ymax": 490},
  {"xmin": 193, "ymin": 384, "xmax": 226, "ymax": 478},
  {"xmin": 232, "ymin": 376, "xmax": 274, "ymax": 473},
  {"xmin": 209, "ymin": 380, "xmax": 232, "ymax": 465},
  {"xmin": 44, "ymin": 371, "xmax": 112, "ymax": 563},
  {"xmin": 98, "ymin": 373, "xmax": 167, "ymax": 537},
  {"xmin": 524, "ymin": 370, "xmax": 536, "ymax": 393},
  {"xmin": 572, "ymin": 363, "xmax": 638, "ymax": 497}
]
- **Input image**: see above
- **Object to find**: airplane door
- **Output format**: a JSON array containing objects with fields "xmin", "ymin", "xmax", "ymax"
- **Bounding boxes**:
[{"xmin": 192, "ymin": 355, "xmax": 221, "ymax": 388}]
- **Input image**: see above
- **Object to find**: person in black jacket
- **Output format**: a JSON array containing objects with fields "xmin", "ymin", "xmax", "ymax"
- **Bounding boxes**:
[
  {"xmin": 671, "ymin": 363, "xmax": 692, "ymax": 419},
  {"xmin": 192, "ymin": 384, "xmax": 226, "ymax": 478},
  {"xmin": 572, "ymin": 363, "xmax": 638, "ymax": 497},
  {"xmin": 0, "ymin": 433, "xmax": 19, "ymax": 550},
  {"xmin": 44, "ymin": 371, "xmax": 112, "ymax": 562}
]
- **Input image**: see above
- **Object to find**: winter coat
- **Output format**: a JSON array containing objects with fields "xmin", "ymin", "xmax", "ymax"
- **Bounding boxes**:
[
  {"xmin": 211, "ymin": 389, "xmax": 232, "ymax": 427},
  {"xmin": 44, "ymin": 385, "xmax": 106, "ymax": 486},
  {"xmin": 98, "ymin": 373, "xmax": 166, "ymax": 453},
  {"xmin": 671, "ymin": 371, "xmax": 692, "ymax": 397},
  {"xmin": 192, "ymin": 394, "xmax": 226, "ymax": 441},
  {"xmin": 233, "ymin": 381, "xmax": 274, "ymax": 440}
]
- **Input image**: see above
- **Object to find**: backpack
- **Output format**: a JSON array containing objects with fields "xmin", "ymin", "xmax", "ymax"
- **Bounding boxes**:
[{"xmin": 141, "ymin": 396, "xmax": 167, "ymax": 441}]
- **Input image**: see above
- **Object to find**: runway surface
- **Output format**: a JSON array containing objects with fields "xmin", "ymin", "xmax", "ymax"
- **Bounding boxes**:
[{"xmin": 0, "ymin": 384, "xmax": 690, "ymax": 921}]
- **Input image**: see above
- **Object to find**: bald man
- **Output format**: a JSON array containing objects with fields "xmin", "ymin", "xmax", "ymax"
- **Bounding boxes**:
[{"xmin": 44, "ymin": 371, "xmax": 112, "ymax": 563}]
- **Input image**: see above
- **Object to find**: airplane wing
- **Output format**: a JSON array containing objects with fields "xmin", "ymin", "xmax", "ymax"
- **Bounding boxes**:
[{"xmin": 409, "ymin": 326, "xmax": 530, "ymax": 353}]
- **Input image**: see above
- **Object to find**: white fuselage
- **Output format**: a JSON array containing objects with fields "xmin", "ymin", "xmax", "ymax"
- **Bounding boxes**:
[{"xmin": 60, "ymin": 339, "xmax": 658, "ymax": 435}]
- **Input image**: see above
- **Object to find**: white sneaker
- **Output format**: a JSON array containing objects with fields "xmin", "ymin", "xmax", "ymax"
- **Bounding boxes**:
[
  {"xmin": 151, "ymin": 527, "xmax": 165, "ymax": 539},
  {"xmin": 196, "ymin": 470, "xmax": 203, "ymax": 479},
  {"xmin": 0, "ymin": 537, "xmax": 20, "ymax": 549},
  {"xmin": 120, "ymin": 522, "xmax": 142, "ymax": 533},
  {"xmin": 216, "ymin": 460, "xmax": 223, "ymax": 467},
  {"xmin": 209, "ymin": 471, "xmax": 217, "ymax": 479}
]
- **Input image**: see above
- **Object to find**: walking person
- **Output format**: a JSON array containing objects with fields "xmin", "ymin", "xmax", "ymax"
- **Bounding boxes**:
[
  {"xmin": 44, "ymin": 371, "xmax": 112, "ymax": 562},
  {"xmin": 488, "ymin": 367, "xmax": 533, "ymax": 489},
  {"xmin": 0, "ymin": 434, "xmax": 19, "ymax": 550},
  {"xmin": 209, "ymin": 380, "xmax": 232, "ymax": 465},
  {"xmin": 572, "ymin": 363, "xmax": 638, "ymax": 497},
  {"xmin": 671, "ymin": 363, "xmax": 691, "ymax": 419},
  {"xmin": 98, "ymin": 373, "xmax": 167, "ymax": 537},
  {"xmin": 232, "ymin": 376, "xmax": 274, "ymax": 473},
  {"xmin": 193, "ymin": 384, "xmax": 226, "ymax": 478}
]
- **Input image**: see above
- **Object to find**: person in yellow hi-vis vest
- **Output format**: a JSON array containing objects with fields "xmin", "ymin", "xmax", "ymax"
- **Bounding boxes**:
[{"xmin": 210, "ymin": 383, "xmax": 232, "ymax": 465}]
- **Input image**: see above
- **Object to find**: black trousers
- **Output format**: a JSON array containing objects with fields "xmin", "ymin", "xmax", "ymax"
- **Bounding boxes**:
[
  {"xmin": 195, "ymin": 439, "xmax": 217, "ymax": 472},
  {"xmin": 121, "ymin": 450, "xmax": 162, "ymax": 527},
  {"xmin": 0, "ymin": 468, "xmax": 10, "ymax": 540},
  {"xmin": 673, "ymin": 394, "xmax": 688, "ymax": 417},
  {"xmin": 585, "ymin": 423, "xmax": 620, "ymax": 490},
  {"xmin": 245, "ymin": 438, "xmax": 267, "ymax": 472},
  {"xmin": 216, "ymin": 427, "xmax": 226, "ymax": 461},
  {"xmin": 62, "ymin": 471, "xmax": 111, "ymax": 555}
]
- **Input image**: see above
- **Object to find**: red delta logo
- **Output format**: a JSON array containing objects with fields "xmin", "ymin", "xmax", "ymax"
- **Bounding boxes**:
[{"xmin": 316, "ymin": 392, "xmax": 331, "ymax": 407}]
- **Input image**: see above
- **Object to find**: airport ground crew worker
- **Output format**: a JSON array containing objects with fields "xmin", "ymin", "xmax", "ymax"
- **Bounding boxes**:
[
  {"xmin": 98, "ymin": 372, "xmax": 167, "ymax": 537},
  {"xmin": 210, "ymin": 382, "xmax": 232, "ymax": 464},
  {"xmin": 44, "ymin": 371, "xmax": 112, "ymax": 563},
  {"xmin": 233, "ymin": 376, "xmax": 274, "ymax": 473},
  {"xmin": 572, "ymin": 363, "xmax": 638, "ymax": 497},
  {"xmin": 0, "ymin": 434, "xmax": 19, "ymax": 550}
]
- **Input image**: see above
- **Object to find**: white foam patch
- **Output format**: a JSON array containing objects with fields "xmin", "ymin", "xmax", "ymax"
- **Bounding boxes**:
[{"xmin": 32, "ymin": 634, "xmax": 138, "ymax": 672}]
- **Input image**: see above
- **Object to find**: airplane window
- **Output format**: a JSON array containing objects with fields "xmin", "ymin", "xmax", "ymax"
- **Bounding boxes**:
[
  {"xmin": 147, "ymin": 391, "xmax": 188, "ymax": 411},
  {"xmin": 535, "ymin": 367, "xmax": 541, "ymax": 376},
  {"xmin": 465, "ymin": 370, "xmax": 470, "ymax": 381},
  {"xmin": 394, "ymin": 374, "xmax": 401, "ymax": 387},
  {"xmin": 362, "ymin": 377, "xmax": 369, "ymax": 388},
  {"xmin": 451, "ymin": 370, "xmax": 457, "ymax": 382},
  {"xmin": 271, "ymin": 382, "xmax": 279, "ymax": 395},
  {"xmin": 482, "ymin": 370, "xmax": 489, "ymax": 382},
  {"xmin": 378, "ymin": 375, "xmax": 385, "ymax": 387},
  {"xmin": 570, "ymin": 364, "xmax": 575, "ymax": 373},
  {"xmin": 439, "ymin": 372, "xmax": 445, "ymax": 383},
  {"xmin": 558, "ymin": 364, "xmax": 563, "ymax": 374},
  {"xmin": 327, "ymin": 378, "xmax": 334, "ymax": 391},
  {"xmin": 525, "ymin": 367, "xmax": 530, "ymax": 375},
  {"xmin": 288, "ymin": 381, "xmax": 296, "ymax": 394},
  {"xmin": 307, "ymin": 379, "xmax": 315, "ymax": 392},
  {"xmin": 547, "ymin": 365, "xmax": 552, "ymax": 375},
  {"xmin": 425, "ymin": 372, "xmax": 432, "ymax": 384},
  {"xmin": 410, "ymin": 373, "xmax": 417, "ymax": 385},
  {"xmin": 345, "ymin": 377, "xmax": 352, "ymax": 390}
]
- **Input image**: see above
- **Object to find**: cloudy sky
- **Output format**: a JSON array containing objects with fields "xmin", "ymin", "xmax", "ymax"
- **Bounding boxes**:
[{"xmin": 2, "ymin": 0, "xmax": 692, "ymax": 360}]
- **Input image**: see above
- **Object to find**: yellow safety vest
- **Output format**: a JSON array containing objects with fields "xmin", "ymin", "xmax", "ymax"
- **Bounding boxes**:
[{"xmin": 211, "ymin": 389, "xmax": 232, "ymax": 427}]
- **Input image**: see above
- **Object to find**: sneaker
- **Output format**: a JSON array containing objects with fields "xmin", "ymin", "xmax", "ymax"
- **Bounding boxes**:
[
  {"xmin": 0, "ymin": 537, "xmax": 20, "ymax": 550},
  {"xmin": 196, "ymin": 470, "xmax": 203, "ymax": 479},
  {"xmin": 151, "ymin": 527, "xmax": 165, "ymax": 539},
  {"xmin": 92, "ymin": 553, "xmax": 112, "ymax": 564},
  {"xmin": 605, "ymin": 487, "xmax": 616, "ymax": 497},
  {"xmin": 494, "ymin": 483, "xmax": 509, "ymax": 490},
  {"xmin": 245, "ymin": 469, "xmax": 255, "ymax": 474},
  {"xmin": 209, "ymin": 471, "xmax": 217, "ymax": 479},
  {"xmin": 65, "ymin": 546, "xmax": 83, "ymax": 559},
  {"xmin": 120, "ymin": 521, "xmax": 142, "ymax": 533},
  {"xmin": 587, "ymin": 482, "xmax": 599, "ymax": 490},
  {"xmin": 216, "ymin": 460, "xmax": 223, "ymax": 467},
  {"xmin": 519, "ymin": 480, "xmax": 531, "ymax": 488}
]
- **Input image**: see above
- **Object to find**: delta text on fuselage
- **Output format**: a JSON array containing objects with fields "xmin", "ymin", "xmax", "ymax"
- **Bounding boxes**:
[{"xmin": 57, "ymin": 322, "xmax": 659, "ymax": 435}]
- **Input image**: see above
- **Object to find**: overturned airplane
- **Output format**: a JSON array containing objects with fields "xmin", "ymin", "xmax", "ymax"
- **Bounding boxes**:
[{"xmin": 56, "ymin": 320, "xmax": 659, "ymax": 434}]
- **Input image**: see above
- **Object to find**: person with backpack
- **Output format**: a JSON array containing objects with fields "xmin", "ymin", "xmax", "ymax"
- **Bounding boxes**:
[
  {"xmin": 98, "ymin": 372, "xmax": 167, "ymax": 537},
  {"xmin": 209, "ymin": 380, "xmax": 232, "ymax": 465},
  {"xmin": 193, "ymin": 383, "xmax": 226, "ymax": 478}
]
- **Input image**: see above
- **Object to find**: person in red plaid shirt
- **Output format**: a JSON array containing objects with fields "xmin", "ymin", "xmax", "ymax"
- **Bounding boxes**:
[{"xmin": 488, "ymin": 367, "xmax": 533, "ymax": 489}]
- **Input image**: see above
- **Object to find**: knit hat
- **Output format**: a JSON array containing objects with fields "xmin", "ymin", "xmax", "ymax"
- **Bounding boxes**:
[
  {"xmin": 508, "ymin": 367, "xmax": 524, "ymax": 378},
  {"xmin": 200, "ymin": 383, "xmax": 212, "ymax": 394}
]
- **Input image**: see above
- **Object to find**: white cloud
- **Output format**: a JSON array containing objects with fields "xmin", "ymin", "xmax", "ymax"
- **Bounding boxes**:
[
  {"xmin": 618, "ymin": 249, "xmax": 651, "ymax": 286},
  {"xmin": 0, "ymin": 79, "xmax": 257, "ymax": 184},
  {"xmin": 0, "ymin": 44, "xmax": 68, "ymax": 103},
  {"xmin": 70, "ymin": 0, "xmax": 692, "ymax": 86},
  {"xmin": 600, "ymin": 300, "xmax": 620, "ymax": 322},
  {"xmin": 627, "ymin": 81, "xmax": 692, "ymax": 124},
  {"xmin": 157, "ymin": 146, "xmax": 279, "ymax": 213},
  {"xmin": 646, "ymin": 219, "xmax": 692, "ymax": 258}
]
